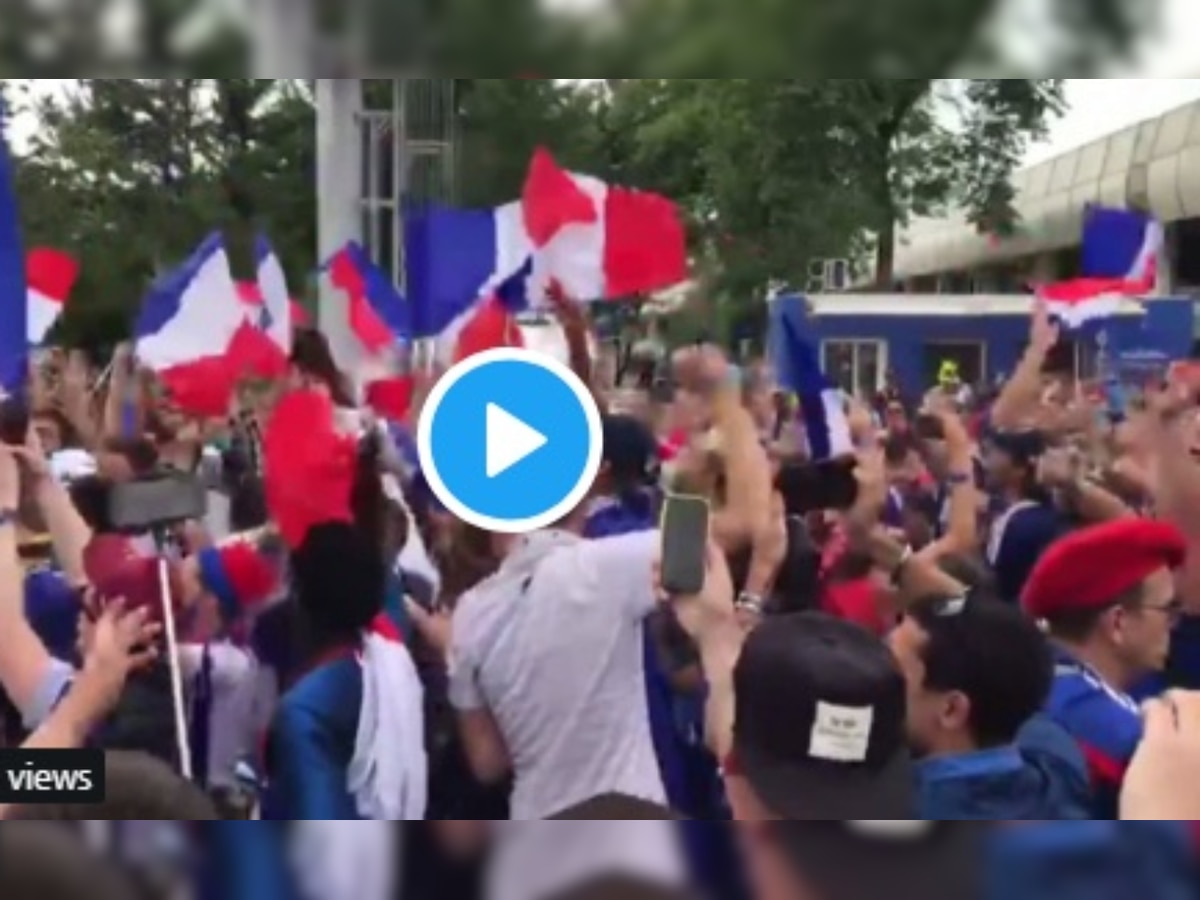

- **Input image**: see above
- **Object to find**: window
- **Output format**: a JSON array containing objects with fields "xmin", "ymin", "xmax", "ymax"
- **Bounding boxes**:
[{"xmin": 820, "ymin": 340, "xmax": 886, "ymax": 398}]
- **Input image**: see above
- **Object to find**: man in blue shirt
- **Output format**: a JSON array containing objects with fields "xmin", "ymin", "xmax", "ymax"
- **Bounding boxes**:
[{"xmin": 982, "ymin": 430, "xmax": 1067, "ymax": 605}]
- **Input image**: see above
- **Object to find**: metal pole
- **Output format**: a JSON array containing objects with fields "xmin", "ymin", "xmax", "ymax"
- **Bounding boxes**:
[{"xmin": 315, "ymin": 79, "xmax": 364, "ymax": 376}]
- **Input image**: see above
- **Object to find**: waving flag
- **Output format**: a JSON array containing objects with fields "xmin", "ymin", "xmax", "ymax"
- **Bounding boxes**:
[
  {"xmin": 255, "ymin": 235, "xmax": 293, "ymax": 353},
  {"xmin": 430, "ymin": 256, "xmax": 534, "ymax": 363},
  {"xmin": 27, "ymin": 248, "xmax": 78, "ymax": 345},
  {"xmin": 237, "ymin": 281, "xmax": 308, "ymax": 332},
  {"xmin": 327, "ymin": 242, "xmax": 409, "ymax": 356},
  {"xmin": 135, "ymin": 233, "xmax": 246, "ymax": 416},
  {"xmin": 523, "ymin": 147, "xmax": 687, "ymax": 300},
  {"xmin": 0, "ymin": 101, "xmax": 26, "ymax": 393},
  {"xmin": 1037, "ymin": 206, "xmax": 1162, "ymax": 328},
  {"xmin": 404, "ymin": 146, "xmax": 686, "ymax": 355},
  {"xmin": 770, "ymin": 297, "xmax": 852, "ymax": 460},
  {"xmin": 324, "ymin": 242, "xmax": 413, "ymax": 417},
  {"xmin": 452, "ymin": 295, "xmax": 526, "ymax": 363}
]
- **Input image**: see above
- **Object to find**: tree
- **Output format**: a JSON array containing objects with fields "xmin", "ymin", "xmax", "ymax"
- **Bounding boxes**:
[
  {"xmin": 837, "ymin": 79, "xmax": 1066, "ymax": 285},
  {"xmin": 456, "ymin": 79, "xmax": 611, "ymax": 207},
  {"xmin": 12, "ymin": 78, "xmax": 314, "ymax": 347},
  {"xmin": 603, "ymin": 78, "xmax": 1066, "ymax": 294}
]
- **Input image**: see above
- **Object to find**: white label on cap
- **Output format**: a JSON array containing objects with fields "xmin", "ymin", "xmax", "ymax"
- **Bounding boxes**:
[{"xmin": 809, "ymin": 702, "xmax": 873, "ymax": 762}]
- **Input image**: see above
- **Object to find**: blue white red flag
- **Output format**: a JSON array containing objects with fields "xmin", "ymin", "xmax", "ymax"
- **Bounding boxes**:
[{"xmin": 1037, "ymin": 206, "xmax": 1161, "ymax": 328}]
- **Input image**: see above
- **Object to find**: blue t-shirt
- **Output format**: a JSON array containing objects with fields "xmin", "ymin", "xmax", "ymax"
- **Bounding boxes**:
[{"xmin": 988, "ymin": 502, "xmax": 1067, "ymax": 605}]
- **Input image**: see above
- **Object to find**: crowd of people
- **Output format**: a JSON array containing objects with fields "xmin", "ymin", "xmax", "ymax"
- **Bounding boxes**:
[{"xmin": 4, "ymin": 295, "xmax": 1200, "ymax": 900}]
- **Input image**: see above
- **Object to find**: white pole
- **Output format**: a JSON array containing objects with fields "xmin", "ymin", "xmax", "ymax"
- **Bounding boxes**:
[{"xmin": 156, "ymin": 555, "xmax": 193, "ymax": 781}]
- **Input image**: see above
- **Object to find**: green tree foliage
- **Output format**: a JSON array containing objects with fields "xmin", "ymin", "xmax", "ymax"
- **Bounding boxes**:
[
  {"xmin": 10, "ymin": 78, "xmax": 314, "ymax": 348},
  {"xmin": 1, "ymin": 0, "xmax": 1154, "ymax": 349},
  {"xmin": 593, "ymin": 78, "xmax": 1065, "ymax": 298},
  {"xmin": 457, "ymin": 79, "xmax": 612, "ymax": 208}
]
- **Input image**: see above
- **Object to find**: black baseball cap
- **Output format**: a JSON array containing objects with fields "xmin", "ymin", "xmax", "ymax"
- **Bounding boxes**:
[
  {"xmin": 731, "ymin": 612, "xmax": 914, "ymax": 819},
  {"xmin": 601, "ymin": 415, "xmax": 660, "ymax": 487}
]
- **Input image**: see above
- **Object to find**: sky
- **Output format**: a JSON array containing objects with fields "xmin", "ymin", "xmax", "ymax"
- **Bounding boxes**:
[
  {"xmin": 1027, "ymin": 78, "xmax": 1200, "ymax": 166},
  {"xmin": 1021, "ymin": 0, "xmax": 1200, "ymax": 164}
]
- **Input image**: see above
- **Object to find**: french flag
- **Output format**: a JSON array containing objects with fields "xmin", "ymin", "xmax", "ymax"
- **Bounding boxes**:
[
  {"xmin": 235, "ymin": 282, "xmax": 309, "ymax": 341},
  {"xmin": 253, "ymin": 236, "xmax": 295, "ymax": 354},
  {"xmin": 328, "ymin": 241, "xmax": 409, "ymax": 357},
  {"xmin": 771, "ymin": 299, "xmax": 853, "ymax": 460},
  {"xmin": 434, "ymin": 258, "xmax": 532, "ymax": 363},
  {"xmin": 27, "ymin": 248, "xmax": 79, "ymax": 345},
  {"xmin": 134, "ymin": 233, "xmax": 250, "ymax": 417},
  {"xmin": 0, "ymin": 99, "xmax": 27, "ymax": 392},
  {"xmin": 405, "ymin": 147, "xmax": 686, "ymax": 359},
  {"xmin": 0, "ymin": 98, "xmax": 83, "ymax": 391},
  {"xmin": 326, "ymin": 242, "xmax": 414, "ymax": 421},
  {"xmin": 1037, "ymin": 206, "xmax": 1162, "ymax": 328}
]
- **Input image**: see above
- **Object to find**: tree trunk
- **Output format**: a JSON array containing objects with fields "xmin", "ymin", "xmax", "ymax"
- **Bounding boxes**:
[{"xmin": 875, "ymin": 218, "xmax": 896, "ymax": 289}]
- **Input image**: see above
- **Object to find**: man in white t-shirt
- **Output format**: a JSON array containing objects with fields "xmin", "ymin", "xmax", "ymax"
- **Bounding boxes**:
[
  {"xmin": 446, "ymin": 519, "xmax": 684, "ymax": 900},
  {"xmin": 449, "ymin": 527, "xmax": 664, "ymax": 819}
]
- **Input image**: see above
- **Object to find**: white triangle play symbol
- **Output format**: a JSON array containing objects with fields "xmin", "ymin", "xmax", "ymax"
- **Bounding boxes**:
[{"xmin": 486, "ymin": 403, "xmax": 548, "ymax": 478}]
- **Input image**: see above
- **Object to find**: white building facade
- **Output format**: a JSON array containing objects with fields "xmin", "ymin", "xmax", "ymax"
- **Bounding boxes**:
[{"xmin": 895, "ymin": 97, "xmax": 1200, "ymax": 296}]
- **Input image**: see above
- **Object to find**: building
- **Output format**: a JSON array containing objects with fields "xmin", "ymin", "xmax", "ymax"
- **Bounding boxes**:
[
  {"xmin": 894, "ymin": 97, "xmax": 1200, "ymax": 294},
  {"xmin": 783, "ymin": 293, "xmax": 1191, "ymax": 398},
  {"xmin": 795, "ymin": 97, "xmax": 1200, "ymax": 395}
]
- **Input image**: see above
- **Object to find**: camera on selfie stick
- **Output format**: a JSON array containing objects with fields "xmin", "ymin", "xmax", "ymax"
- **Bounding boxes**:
[{"xmin": 107, "ymin": 471, "xmax": 208, "ymax": 781}]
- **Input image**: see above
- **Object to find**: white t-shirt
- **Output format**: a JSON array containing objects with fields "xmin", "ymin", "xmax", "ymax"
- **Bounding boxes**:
[
  {"xmin": 180, "ymin": 643, "xmax": 260, "ymax": 789},
  {"xmin": 448, "ymin": 529, "xmax": 666, "ymax": 820}
]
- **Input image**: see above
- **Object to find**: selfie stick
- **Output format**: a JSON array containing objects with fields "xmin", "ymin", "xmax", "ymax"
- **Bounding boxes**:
[{"xmin": 153, "ymin": 533, "xmax": 193, "ymax": 781}]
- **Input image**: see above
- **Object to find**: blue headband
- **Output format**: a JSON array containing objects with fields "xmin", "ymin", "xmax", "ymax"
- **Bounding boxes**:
[{"xmin": 196, "ymin": 547, "xmax": 239, "ymax": 625}]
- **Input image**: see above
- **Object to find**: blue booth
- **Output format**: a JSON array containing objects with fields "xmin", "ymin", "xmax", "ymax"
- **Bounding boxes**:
[{"xmin": 770, "ymin": 293, "xmax": 1196, "ymax": 397}]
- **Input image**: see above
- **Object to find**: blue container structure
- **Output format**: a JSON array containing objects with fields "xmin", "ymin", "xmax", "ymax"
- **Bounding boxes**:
[{"xmin": 769, "ymin": 293, "xmax": 1196, "ymax": 397}]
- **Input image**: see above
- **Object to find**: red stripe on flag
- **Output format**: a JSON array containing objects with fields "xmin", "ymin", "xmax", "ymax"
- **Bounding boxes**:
[
  {"xmin": 227, "ymin": 320, "xmax": 289, "ymax": 380},
  {"xmin": 364, "ymin": 376, "xmax": 415, "ymax": 423},
  {"xmin": 27, "ymin": 248, "xmax": 79, "ymax": 302},
  {"xmin": 330, "ymin": 249, "xmax": 393, "ymax": 354},
  {"xmin": 602, "ymin": 186, "xmax": 687, "ymax": 297},
  {"xmin": 522, "ymin": 147, "xmax": 597, "ymax": 247},
  {"xmin": 456, "ymin": 296, "xmax": 525, "ymax": 363},
  {"xmin": 159, "ymin": 356, "xmax": 238, "ymax": 418}
]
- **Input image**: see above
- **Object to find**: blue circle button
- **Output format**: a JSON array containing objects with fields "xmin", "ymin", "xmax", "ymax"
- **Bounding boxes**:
[{"xmin": 417, "ymin": 348, "xmax": 603, "ymax": 534}]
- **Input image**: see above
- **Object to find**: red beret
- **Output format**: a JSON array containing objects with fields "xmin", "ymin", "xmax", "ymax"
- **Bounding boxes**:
[{"xmin": 1021, "ymin": 519, "xmax": 1187, "ymax": 620}]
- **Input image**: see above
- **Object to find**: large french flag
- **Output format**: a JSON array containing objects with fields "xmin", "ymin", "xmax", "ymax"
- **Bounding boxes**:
[
  {"xmin": 1037, "ymin": 206, "xmax": 1162, "ymax": 328},
  {"xmin": 135, "ymin": 233, "xmax": 250, "ymax": 416},
  {"xmin": 405, "ymin": 147, "xmax": 686, "ymax": 359},
  {"xmin": 27, "ymin": 248, "xmax": 79, "ymax": 345}
]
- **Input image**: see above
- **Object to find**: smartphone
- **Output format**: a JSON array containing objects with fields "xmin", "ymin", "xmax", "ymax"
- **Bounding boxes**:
[
  {"xmin": 0, "ymin": 393, "xmax": 29, "ymax": 446},
  {"xmin": 108, "ymin": 473, "xmax": 207, "ymax": 533},
  {"xmin": 776, "ymin": 457, "xmax": 860, "ymax": 517},
  {"xmin": 660, "ymin": 494, "xmax": 711, "ymax": 596}
]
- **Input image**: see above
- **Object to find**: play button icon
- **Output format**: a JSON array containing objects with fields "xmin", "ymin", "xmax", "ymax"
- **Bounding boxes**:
[
  {"xmin": 417, "ymin": 348, "xmax": 603, "ymax": 534},
  {"xmin": 486, "ymin": 404, "xmax": 547, "ymax": 478}
]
